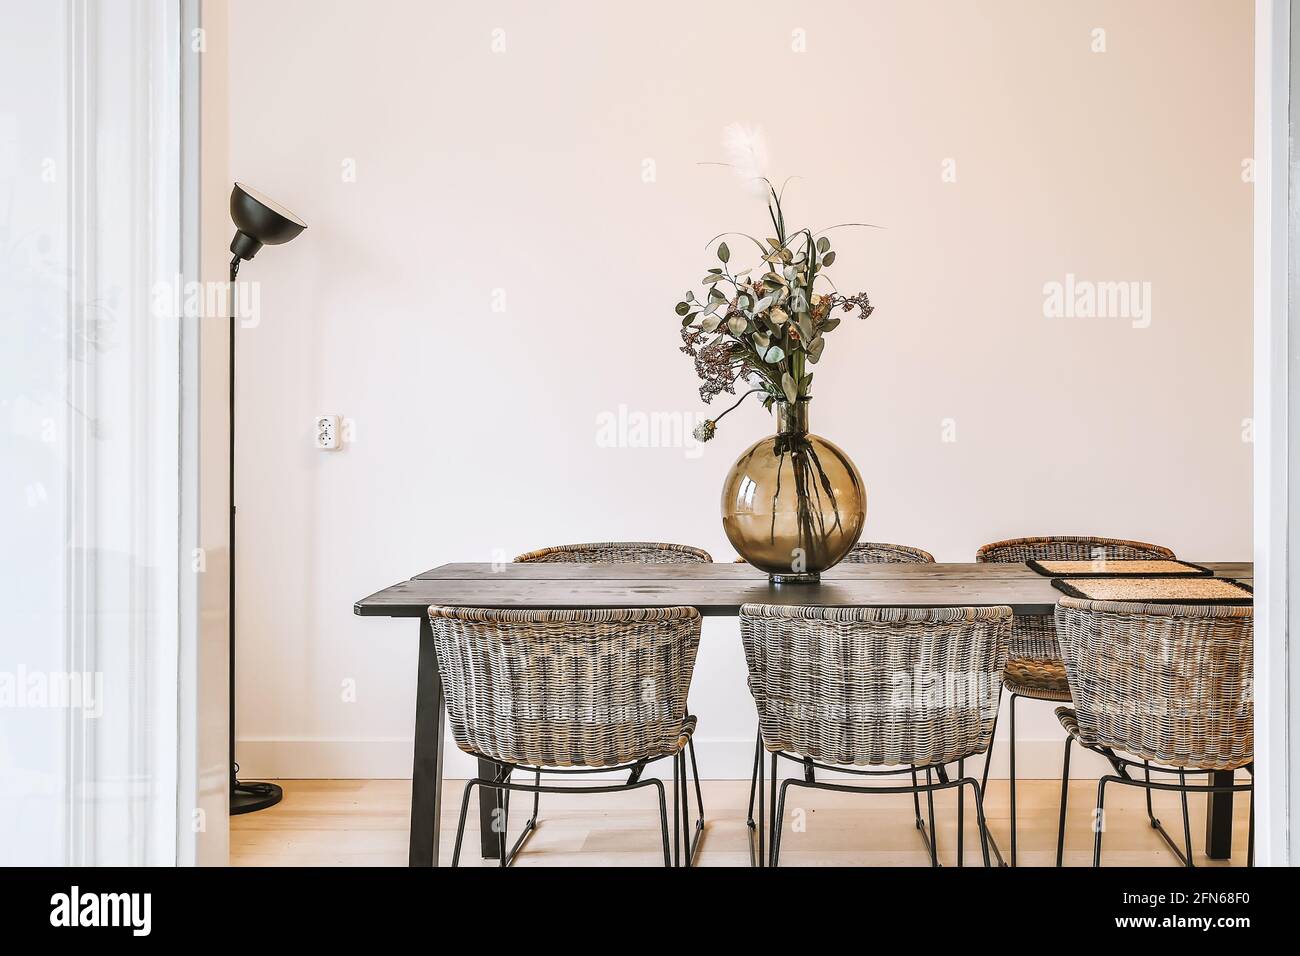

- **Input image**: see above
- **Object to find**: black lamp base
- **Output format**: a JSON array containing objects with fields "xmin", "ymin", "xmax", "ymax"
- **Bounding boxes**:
[{"xmin": 231, "ymin": 781, "xmax": 284, "ymax": 815}]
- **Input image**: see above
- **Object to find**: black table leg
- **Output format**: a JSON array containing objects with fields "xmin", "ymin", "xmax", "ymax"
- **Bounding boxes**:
[
  {"xmin": 408, "ymin": 615, "xmax": 445, "ymax": 867},
  {"xmin": 478, "ymin": 758, "xmax": 504, "ymax": 859},
  {"xmin": 1205, "ymin": 770, "xmax": 1235, "ymax": 860}
]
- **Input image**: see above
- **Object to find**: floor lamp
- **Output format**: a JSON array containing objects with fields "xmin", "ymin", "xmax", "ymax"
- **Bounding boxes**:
[{"xmin": 228, "ymin": 182, "xmax": 306, "ymax": 815}]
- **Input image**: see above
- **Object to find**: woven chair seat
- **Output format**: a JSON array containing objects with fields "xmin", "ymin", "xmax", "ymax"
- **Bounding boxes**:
[
  {"xmin": 672, "ymin": 714, "xmax": 698, "ymax": 751},
  {"xmin": 458, "ymin": 715, "xmax": 699, "ymax": 769},
  {"xmin": 1054, "ymin": 706, "xmax": 1082, "ymax": 740},
  {"xmin": 1005, "ymin": 657, "xmax": 1072, "ymax": 701}
]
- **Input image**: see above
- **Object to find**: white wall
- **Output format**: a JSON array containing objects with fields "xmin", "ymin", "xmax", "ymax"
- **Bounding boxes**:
[{"xmin": 214, "ymin": 0, "xmax": 1254, "ymax": 780}]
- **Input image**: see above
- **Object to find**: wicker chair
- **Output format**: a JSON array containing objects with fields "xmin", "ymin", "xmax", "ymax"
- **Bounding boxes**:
[
  {"xmin": 739, "ymin": 539, "xmax": 940, "ymax": 862},
  {"xmin": 842, "ymin": 541, "xmax": 936, "ymax": 564},
  {"xmin": 740, "ymin": 603, "xmax": 1011, "ymax": 866},
  {"xmin": 513, "ymin": 540, "xmax": 710, "ymax": 860},
  {"xmin": 428, "ymin": 605, "xmax": 703, "ymax": 867},
  {"xmin": 975, "ymin": 535, "xmax": 1175, "ymax": 865},
  {"xmin": 1053, "ymin": 599, "xmax": 1253, "ymax": 867},
  {"xmin": 734, "ymin": 540, "xmax": 935, "ymax": 565},
  {"xmin": 514, "ymin": 542, "xmax": 712, "ymax": 564}
]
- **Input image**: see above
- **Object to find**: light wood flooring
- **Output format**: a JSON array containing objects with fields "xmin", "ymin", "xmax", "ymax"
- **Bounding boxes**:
[{"xmin": 231, "ymin": 777, "xmax": 1252, "ymax": 867}]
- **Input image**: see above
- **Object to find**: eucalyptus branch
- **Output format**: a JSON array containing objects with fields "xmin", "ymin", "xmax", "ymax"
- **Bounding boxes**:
[
  {"xmin": 692, "ymin": 389, "xmax": 765, "ymax": 443},
  {"xmin": 812, "ymin": 222, "xmax": 884, "ymax": 236},
  {"xmin": 714, "ymin": 388, "xmax": 765, "ymax": 422}
]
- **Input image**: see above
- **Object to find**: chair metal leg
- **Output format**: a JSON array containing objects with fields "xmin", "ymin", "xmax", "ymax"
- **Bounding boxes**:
[
  {"xmin": 912, "ymin": 766, "xmax": 945, "ymax": 862},
  {"xmin": 679, "ymin": 751, "xmax": 692, "ymax": 867},
  {"xmin": 470, "ymin": 762, "xmax": 545, "ymax": 868},
  {"xmin": 1142, "ymin": 760, "xmax": 1158, "ymax": 825},
  {"xmin": 457, "ymin": 762, "xmax": 677, "ymax": 868},
  {"xmin": 652, "ymin": 778, "xmax": 671, "ymax": 867},
  {"xmin": 1062, "ymin": 741, "xmax": 1252, "ymax": 870},
  {"xmin": 683, "ymin": 738, "xmax": 704, "ymax": 865},
  {"xmin": 1247, "ymin": 784, "xmax": 1255, "ymax": 867},
  {"xmin": 1056, "ymin": 735, "xmax": 1073, "ymax": 867},
  {"xmin": 746, "ymin": 730, "xmax": 761, "ymax": 866},
  {"xmin": 451, "ymin": 779, "xmax": 479, "ymax": 868},
  {"xmin": 498, "ymin": 769, "xmax": 510, "ymax": 867},
  {"xmin": 1138, "ymin": 761, "xmax": 1192, "ymax": 866},
  {"xmin": 688, "ymin": 737, "xmax": 705, "ymax": 824},
  {"xmin": 1008, "ymin": 692, "xmax": 1018, "ymax": 867},
  {"xmin": 772, "ymin": 778, "xmax": 794, "ymax": 868},
  {"xmin": 911, "ymin": 767, "xmax": 924, "ymax": 830},
  {"xmin": 768, "ymin": 751, "xmax": 779, "ymax": 868},
  {"xmin": 764, "ymin": 767, "xmax": 998, "ymax": 869},
  {"xmin": 756, "ymin": 735, "xmax": 765, "ymax": 868},
  {"xmin": 925, "ymin": 767, "xmax": 939, "ymax": 867},
  {"xmin": 976, "ymin": 693, "xmax": 1009, "ymax": 868},
  {"xmin": 980, "ymin": 683, "xmax": 1004, "ymax": 796},
  {"xmin": 1179, "ymin": 771, "xmax": 1195, "ymax": 867},
  {"xmin": 963, "ymin": 777, "xmax": 992, "ymax": 867},
  {"xmin": 746, "ymin": 731, "xmax": 760, "ymax": 824},
  {"xmin": 676, "ymin": 749, "xmax": 686, "ymax": 863},
  {"xmin": 957, "ymin": 759, "xmax": 965, "ymax": 867},
  {"xmin": 1093, "ymin": 776, "xmax": 1111, "ymax": 867}
]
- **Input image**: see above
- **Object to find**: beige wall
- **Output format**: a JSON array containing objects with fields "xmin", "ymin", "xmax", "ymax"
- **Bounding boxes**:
[{"xmin": 214, "ymin": 0, "xmax": 1253, "ymax": 779}]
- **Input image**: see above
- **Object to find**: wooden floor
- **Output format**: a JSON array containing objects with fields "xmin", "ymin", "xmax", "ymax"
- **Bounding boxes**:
[{"xmin": 231, "ymin": 776, "xmax": 1253, "ymax": 867}]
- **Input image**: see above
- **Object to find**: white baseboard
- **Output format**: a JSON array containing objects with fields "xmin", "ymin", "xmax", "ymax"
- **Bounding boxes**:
[
  {"xmin": 236, "ymin": 737, "xmax": 415, "ymax": 779},
  {"xmin": 236, "ymin": 735, "xmax": 1121, "ymax": 781}
]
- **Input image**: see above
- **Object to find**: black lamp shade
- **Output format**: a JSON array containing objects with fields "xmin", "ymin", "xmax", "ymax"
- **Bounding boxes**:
[{"xmin": 229, "ymin": 182, "xmax": 307, "ymax": 260}]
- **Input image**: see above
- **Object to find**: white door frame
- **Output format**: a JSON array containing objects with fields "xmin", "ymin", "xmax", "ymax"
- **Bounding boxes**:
[{"xmin": 1254, "ymin": 0, "xmax": 1295, "ymax": 867}]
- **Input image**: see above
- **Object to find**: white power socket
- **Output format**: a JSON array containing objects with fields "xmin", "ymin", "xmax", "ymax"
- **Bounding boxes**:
[{"xmin": 315, "ymin": 415, "xmax": 340, "ymax": 450}]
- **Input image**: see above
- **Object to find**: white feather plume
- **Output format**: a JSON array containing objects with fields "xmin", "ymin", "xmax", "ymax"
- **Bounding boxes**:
[{"xmin": 721, "ymin": 122, "xmax": 771, "ymax": 198}]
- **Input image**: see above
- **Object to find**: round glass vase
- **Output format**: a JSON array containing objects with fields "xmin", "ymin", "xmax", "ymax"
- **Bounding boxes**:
[{"xmin": 720, "ymin": 399, "xmax": 866, "ymax": 583}]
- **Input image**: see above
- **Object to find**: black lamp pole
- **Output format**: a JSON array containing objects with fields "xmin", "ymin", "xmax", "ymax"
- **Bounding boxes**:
[{"xmin": 227, "ymin": 182, "xmax": 306, "ymax": 815}]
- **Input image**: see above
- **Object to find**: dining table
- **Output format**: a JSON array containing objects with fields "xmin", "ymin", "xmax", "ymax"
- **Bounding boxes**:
[{"xmin": 354, "ymin": 559, "xmax": 1253, "ymax": 867}]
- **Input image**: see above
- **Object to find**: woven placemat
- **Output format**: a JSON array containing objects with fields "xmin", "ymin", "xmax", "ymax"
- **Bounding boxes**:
[
  {"xmin": 1027, "ymin": 558, "xmax": 1211, "ymax": 578},
  {"xmin": 1051, "ymin": 576, "xmax": 1253, "ymax": 605}
]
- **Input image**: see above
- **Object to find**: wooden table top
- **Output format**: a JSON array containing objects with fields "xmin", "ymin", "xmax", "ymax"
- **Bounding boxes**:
[{"xmin": 354, "ymin": 561, "xmax": 1252, "ymax": 619}]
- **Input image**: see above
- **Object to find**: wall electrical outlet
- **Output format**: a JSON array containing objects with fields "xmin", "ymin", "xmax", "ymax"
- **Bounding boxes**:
[{"xmin": 315, "ymin": 415, "xmax": 340, "ymax": 450}]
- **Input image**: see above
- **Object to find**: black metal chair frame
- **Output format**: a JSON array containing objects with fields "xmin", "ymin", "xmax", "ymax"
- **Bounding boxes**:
[
  {"xmin": 744, "ymin": 738, "xmax": 994, "ymax": 867},
  {"xmin": 979, "ymin": 685, "xmax": 1054, "ymax": 866},
  {"xmin": 745, "ymin": 732, "xmax": 939, "ymax": 866},
  {"xmin": 450, "ymin": 742, "xmax": 705, "ymax": 868},
  {"xmin": 747, "ymin": 731, "xmax": 1007, "ymax": 867},
  {"xmin": 1055, "ymin": 734, "xmax": 1255, "ymax": 868}
]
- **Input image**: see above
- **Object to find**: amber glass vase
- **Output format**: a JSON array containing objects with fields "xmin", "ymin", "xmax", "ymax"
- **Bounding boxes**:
[{"xmin": 721, "ymin": 399, "xmax": 866, "ymax": 583}]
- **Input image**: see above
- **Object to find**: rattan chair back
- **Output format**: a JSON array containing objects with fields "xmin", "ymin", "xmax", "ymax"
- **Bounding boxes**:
[
  {"xmin": 1054, "ymin": 598, "xmax": 1253, "ymax": 770},
  {"xmin": 842, "ymin": 541, "xmax": 935, "ymax": 564},
  {"xmin": 739, "ymin": 604, "xmax": 1011, "ymax": 767},
  {"xmin": 514, "ymin": 542, "xmax": 712, "ymax": 564},
  {"xmin": 976, "ymin": 536, "xmax": 1175, "ymax": 661},
  {"xmin": 976, "ymin": 535, "xmax": 1174, "ymax": 565},
  {"xmin": 428, "ymin": 605, "xmax": 702, "ymax": 768}
]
